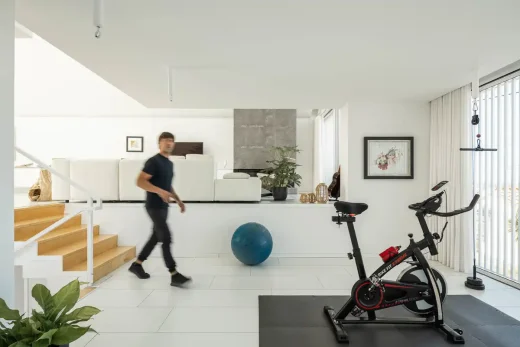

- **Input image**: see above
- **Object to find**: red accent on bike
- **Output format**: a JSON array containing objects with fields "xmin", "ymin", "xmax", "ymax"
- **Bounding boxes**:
[
  {"xmin": 384, "ymin": 283, "xmax": 414, "ymax": 289},
  {"xmin": 379, "ymin": 246, "xmax": 401, "ymax": 262},
  {"xmin": 354, "ymin": 281, "xmax": 384, "ymax": 311}
]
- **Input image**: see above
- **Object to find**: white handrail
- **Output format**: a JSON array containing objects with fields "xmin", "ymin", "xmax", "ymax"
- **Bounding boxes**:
[{"xmin": 14, "ymin": 146, "xmax": 102, "ymax": 285}]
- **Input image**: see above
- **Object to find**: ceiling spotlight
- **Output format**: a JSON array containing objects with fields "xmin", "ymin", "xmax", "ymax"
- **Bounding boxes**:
[{"xmin": 93, "ymin": 0, "xmax": 103, "ymax": 38}]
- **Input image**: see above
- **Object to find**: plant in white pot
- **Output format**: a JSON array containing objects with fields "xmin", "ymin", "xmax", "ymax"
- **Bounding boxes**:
[
  {"xmin": 0, "ymin": 279, "xmax": 100, "ymax": 347},
  {"xmin": 260, "ymin": 146, "xmax": 302, "ymax": 201}
]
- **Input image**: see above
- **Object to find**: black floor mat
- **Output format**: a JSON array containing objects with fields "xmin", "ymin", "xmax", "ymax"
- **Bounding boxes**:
[{"xmin": 259, "ymin": 295, "xmax": 520, "ymax": 347}]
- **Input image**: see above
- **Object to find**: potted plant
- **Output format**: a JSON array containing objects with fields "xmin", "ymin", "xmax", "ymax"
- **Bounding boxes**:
[
  {"xmin": 0, "ymin": 279, "xmax": 100, "ymax": 347},
  {"xmin": 260, "ymin": 146, "xmax": 302, "ymax": 201}
]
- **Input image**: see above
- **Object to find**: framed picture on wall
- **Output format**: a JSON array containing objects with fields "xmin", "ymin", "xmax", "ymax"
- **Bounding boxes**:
[
  {"xmin": 364, "ymin": 137, "xmax": 414, "ymax": 179},
  {"xmin": 126, "ymin": 136, "xmax": 144, "ymax": 152}
]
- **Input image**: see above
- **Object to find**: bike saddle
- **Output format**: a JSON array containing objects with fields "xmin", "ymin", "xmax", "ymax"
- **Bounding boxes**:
[{"xmin": 334, "ymin": 201, "xmax": 368, "ymax": 215}]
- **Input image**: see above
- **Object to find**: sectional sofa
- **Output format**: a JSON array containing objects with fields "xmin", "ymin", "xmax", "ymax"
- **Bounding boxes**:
[{"xmin": 51, "ymin": 155, "xmax": 261, "ymax": 202}]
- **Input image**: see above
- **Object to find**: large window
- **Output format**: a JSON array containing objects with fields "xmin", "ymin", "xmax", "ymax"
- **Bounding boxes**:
[
  {"xmin": 474, "ymin": 74, "xmax": 520, "ymax": 285},
  {"xmin": 320, "ymin": 109, "xmax": 339, "ymax": 185}
]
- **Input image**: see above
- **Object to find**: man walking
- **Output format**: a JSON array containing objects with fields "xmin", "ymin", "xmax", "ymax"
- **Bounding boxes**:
[{"xmin": 128, "ymin": 131, "xmax": 191, "ymax": 287}]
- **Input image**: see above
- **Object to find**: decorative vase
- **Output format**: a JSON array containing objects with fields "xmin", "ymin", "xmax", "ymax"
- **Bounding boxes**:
[
  {"xmin": 308, "ymin": 193, "xmax": 317, "ymax": 203},
  {"xmin": 316, "ymin": 183, "xmax": 328, "ymax": 203},
  {"xmin": 272, "ymin": 187, "xmax": 288, "ymax": 201},
  {"xmin": 300, "ymin": 193, "xmax": 309, "ymax": 203}
]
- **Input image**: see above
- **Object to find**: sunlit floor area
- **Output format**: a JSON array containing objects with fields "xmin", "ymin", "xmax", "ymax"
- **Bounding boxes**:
[{"xmin": 70, "ymin": 256, "xmax": 520, "ymax": 347}]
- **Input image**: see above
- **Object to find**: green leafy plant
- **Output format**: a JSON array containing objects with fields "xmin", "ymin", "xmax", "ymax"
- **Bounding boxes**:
[
  {"xmin": 260, "ymin": 146, "xmax": 302, "ymax": 189},
  {"xmin": 0, "ymin": 279, "xmax": 100, "ymax": 347}
]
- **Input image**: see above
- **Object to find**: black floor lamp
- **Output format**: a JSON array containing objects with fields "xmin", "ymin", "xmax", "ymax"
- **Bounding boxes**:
[{"xmin": 460, "ymin": 95, "xmax": 497, "ymax": 291}]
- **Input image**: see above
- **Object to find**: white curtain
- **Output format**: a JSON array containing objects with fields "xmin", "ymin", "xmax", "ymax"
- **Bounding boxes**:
[
  {"xmin": 313, "ymin": 115, "xmax": 323, "ymax": 188},
  {"xmin": 429, "ymin": 84, "xmax": 473, "ymax": 273}
]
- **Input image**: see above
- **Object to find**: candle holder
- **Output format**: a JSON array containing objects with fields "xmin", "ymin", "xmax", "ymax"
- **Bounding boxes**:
[{"xmin": 316, "ymin": 183, "xmax": 328, "ymax": 203}]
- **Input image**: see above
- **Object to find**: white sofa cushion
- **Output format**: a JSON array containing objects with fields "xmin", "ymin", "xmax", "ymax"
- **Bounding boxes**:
[
  {"xmin": 173, "ymin": 159, "xmax": 215, "ymax": 201},
  {"xmin": 223, "ymin": 172, "xmax": 250, "ymax": 179},
  {"xmin": 69, "ymin": 159, "xmax": 120, "ymax": 201},
  {"xmin": 51, "ymin": 158, "xmax": 71, "ymax": 201},
  {"xmin": 119, "ymin": 159, "xmax": 146, "ymax": 201},
  {"xmin": 214, "ymin": 177, "xmax": 262, "ymax": 201},
  {"xmin": 170, "ymin": 156, "xmax": 185, "ymax": 160},
  {"xmin": 186, "ymin": 154, "xmax": 213, "ymax": 161}
]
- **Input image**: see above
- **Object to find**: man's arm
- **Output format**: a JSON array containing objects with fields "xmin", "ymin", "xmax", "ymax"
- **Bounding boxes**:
[
  {"xmin": 171, "ymin": 186, "xmax": 185, "ymax": 213},
  {"xmin": 170, "ymin": 186, "xmax": 183, "ymax": 203},
  {"xmin": 136, "ymin": 171, "xmax": 165, "ymax": 194}
]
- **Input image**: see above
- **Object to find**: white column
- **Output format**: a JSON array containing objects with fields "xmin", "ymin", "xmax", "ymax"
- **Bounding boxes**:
[
  {"xmin": 338, "ymin": 103, "xmax": 349, "ymax": 201},
  {"xmin": 0, "ymin": 0, "xmax": 15, "ymax": 306}
]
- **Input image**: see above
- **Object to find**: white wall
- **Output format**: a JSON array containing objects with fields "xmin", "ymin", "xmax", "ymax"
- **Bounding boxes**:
[
  {"xmin": 343, "ymin": 101, "xmax": 430, "ymax": 253},
  {"xmin": 338, "ymin": 105, "xmax": 348, "ymax": 200},
  {"xmin": 66, "ymin": 203, "xmax": 350, "ymax": 258},
  {"xmin": 296, "ymin": 116, "xmax": 314, "ymax": 192},
  {"xmin": 15, "ymin": 35, "xmax": 150, "ymax": 116},
  {"xmin": 15, "ymin": 115, "xmax": 314, "ymax": 189},
  {"xmin": 15, "ymin": 116, "xmax": 234, "ymax": 166},
  {"xmin": 1, "ymin": 0, "xmax": 16, "ymax": 307},
  {"xmin": 14, "ymin": 36, "xmax": 314, "ymax": 189}
]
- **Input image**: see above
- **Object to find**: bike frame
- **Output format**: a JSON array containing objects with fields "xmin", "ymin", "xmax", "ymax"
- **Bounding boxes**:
[{"xmin": 324, "ymin": 211, "xmax": 463, "ymax": 344}]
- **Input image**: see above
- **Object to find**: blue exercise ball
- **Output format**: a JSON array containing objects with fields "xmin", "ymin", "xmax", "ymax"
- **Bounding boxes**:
[{"xmin": 231, "ymin": 222, "xmax": 273, "ymax": 265}]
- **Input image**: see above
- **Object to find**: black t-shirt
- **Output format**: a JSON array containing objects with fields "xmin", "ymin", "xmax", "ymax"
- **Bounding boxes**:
[{"xmin": 142, "ymin": 154, "xmax": 174, "ymax": 209}]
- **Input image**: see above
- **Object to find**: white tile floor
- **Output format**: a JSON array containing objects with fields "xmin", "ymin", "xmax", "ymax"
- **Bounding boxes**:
[{"xmin": 71, "ymin": 256, "xmax": 520, "ymax": 347}]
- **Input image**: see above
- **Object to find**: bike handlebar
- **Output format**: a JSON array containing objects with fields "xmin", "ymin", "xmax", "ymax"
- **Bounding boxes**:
[
  {"xmin": 407, "ymin": 192, "xmax": 479, "ymax": 257},
  {"xmin": 429, "ymin": 194, "xmax": 480, "ymax": 217},
  {"xmin": 408, "ymin": 192, "xmax": 480, "ymax": 217}
]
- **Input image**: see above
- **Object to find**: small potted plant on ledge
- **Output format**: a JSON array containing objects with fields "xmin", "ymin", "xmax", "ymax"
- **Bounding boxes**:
[
  {"xmin": 260, "ymin": 146, "xmax": 302, "ymax": 201},
  {"xmin": 0, "ymin": 279, "xmax": 100, "ymax": 347}
]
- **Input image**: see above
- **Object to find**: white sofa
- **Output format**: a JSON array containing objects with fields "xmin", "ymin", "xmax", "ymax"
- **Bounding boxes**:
[
  {"xmin": 118, "ymin": 158, "xmax": 146, "ymax": 201},
  {"xmin": 51, "ymin": 155, "xmax": 260, "ymax": 202},
  {"xmin": 51, "ymin": 158, "xmax": 71, "ymax": 201},
  {"xmin": 52, "ymin": 158, "xmax": 120, "ymax": 201},
  {"xmin": 171, "ymin": 155, "xmax": 215, "ymax": 201}
]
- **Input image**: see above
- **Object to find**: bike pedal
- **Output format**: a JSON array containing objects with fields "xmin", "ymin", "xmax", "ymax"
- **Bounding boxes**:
[
  {"xmin": 454, "ymin": 329, "xmax": 463, "ymax": 335},
  {"xmin": 351, "ymin": 306, "xmax": 365, "ymax": 317}
]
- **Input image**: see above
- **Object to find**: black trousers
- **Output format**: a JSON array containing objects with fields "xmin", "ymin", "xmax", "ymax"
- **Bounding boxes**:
[{"xmin": 137, "ymin": 207, "xmax": 176, "ymax": 272}]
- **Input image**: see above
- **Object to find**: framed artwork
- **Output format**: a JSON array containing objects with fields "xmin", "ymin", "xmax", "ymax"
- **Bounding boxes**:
[
  {"xmin": 126, "ymin": 136, "xmax": 144, "ymax": 152},
  {"xmin": 364, "ymin": 137, "xmax": 414, "ymax": 179}
]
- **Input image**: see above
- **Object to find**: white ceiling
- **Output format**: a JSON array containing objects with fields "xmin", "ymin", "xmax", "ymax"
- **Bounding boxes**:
[{"xmin": 15, "ymin": 0, "xmax": 520, "ymax": 109}]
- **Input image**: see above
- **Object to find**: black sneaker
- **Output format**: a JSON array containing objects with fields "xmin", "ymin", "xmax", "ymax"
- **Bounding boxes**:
[
  {"xmin": 170, "ymin": 272, "xmax": 192, "ymax": 287},
  {"xmin": 128, "ymin": 262, "xmax": 150, "ymax": 279}
]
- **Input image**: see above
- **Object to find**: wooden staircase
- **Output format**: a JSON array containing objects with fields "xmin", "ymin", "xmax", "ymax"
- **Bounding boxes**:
[{"xmin": 15, "ymin": 203, "xmax": 136, "ymax": 282}]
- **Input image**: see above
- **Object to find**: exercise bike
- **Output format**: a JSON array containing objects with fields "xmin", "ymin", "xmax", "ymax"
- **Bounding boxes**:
[{"xmin": 324, "ymin": 181, "xmax": 480, "ymax": 344}]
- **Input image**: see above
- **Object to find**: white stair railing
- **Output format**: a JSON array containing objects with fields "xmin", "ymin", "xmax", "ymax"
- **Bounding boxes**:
[{"xmin": 14, "ymin": 146, "xmax": 102, "ymax": 285}]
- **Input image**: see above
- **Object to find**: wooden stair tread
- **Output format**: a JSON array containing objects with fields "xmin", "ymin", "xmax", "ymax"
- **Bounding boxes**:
[
  {"xmin": 39, "ymin": 224, "xmax": 99, "ymax": 241},
  {"xmin": 15, "ymin": 215, "xmax": 62, "ymax": 228},
  {"xmin": 40, "ymin": 234, "xmax": 116, "ymax": 256},
  {"xmin": 15, "ymin": 204, "xmax": 136, "ymax": 282},
  {"xmin": 15, "ymin": 204, "xmax": 66, "ymax": 224},
  {"xmin": 14, "ymin": 203, "xmax": 64, "ymax": 211},
  {"xmin": 68, "ymin": 246, "xmax": 135, "ymax": 271}
]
